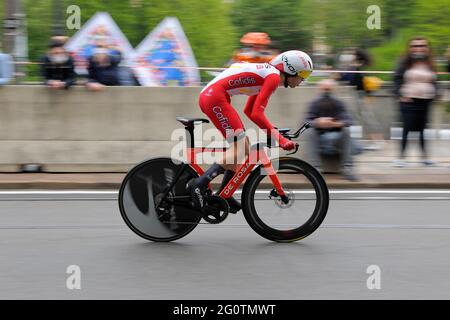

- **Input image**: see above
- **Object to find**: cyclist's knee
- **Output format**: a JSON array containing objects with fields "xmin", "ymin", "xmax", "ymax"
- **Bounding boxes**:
[{"xmin": 223, "ymin": 130, "xmax": 246, "ymax": 164}]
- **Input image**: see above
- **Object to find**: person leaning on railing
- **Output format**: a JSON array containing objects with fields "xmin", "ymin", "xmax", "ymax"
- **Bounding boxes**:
[
  {"xmin": 41, "ymin": 40, "xmax": 76, "ymax": 90},
  {"xmin": 0, "ymin": 50, "xmax": 13, "ymax": 85},
  {"xmin": 86, "ymin": 45, "xmax": 122, "ymax": 91}
]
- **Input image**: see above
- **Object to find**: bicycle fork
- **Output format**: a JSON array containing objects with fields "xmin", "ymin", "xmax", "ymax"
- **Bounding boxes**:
[
  {"xmin": 258, "ymin": 150, "xmax": 290, "ymax": 204},
  {"xmin": 219, "ymin": 146, "xmax": 288, "ymax": 203}
]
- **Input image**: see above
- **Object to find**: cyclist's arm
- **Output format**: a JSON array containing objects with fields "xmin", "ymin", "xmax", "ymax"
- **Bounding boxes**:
[
  {"xmin": 246, "ymin": 74, "xmax": 280, "ymax": 135},
  {"xmin": 243, "ymin": 95, "xmax": 257, "ymax": 119}
]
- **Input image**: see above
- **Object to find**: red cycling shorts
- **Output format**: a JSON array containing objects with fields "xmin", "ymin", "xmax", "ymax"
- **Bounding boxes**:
[{"xmin": 199, "ymin": 89, "xmax": 245, "ymax": 140}]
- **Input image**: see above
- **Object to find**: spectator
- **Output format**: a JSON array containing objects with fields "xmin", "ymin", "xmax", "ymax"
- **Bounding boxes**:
[
  {"xmin": 51, "ymin": 35, "xmax": 69, "ymax": 46},
  {"xmin": 118, "ymin": 63, "xmax": 139, "ymax": 86},
  {"xmin": 347, "ymin": 48, "xmax": 384, "ymax": 150},
  {"xmin": 445, "ymin": 46, "xmax": 450, "ymax": 116},
  {"xmin": 0, "ymin": 50, "xmax": 13, "ymax": 85},
  {"xmin": 336, "ymin": 48, "xmax": 356, "ymax": 82},
  {"xmin": 305, "ymin": 79, "xmax": 357, "ymax": 181},
  {"xmin": 392, "ymin": 36, "xmax": 437, "ymax": 167},
  {"xmin": 86, "ymin": 41, "xmax": 122, "ymax": 91},
  {"xmin": 41, "ymin": 40, "xmax": 76, "ymax": 89},
  {"xmin": 446, "ymin": 46, "xmax": 450, "ymax": 74}
]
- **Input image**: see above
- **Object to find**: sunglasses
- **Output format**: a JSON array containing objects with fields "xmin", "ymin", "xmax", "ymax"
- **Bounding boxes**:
[
  {"xmin": 297, "ymin": 70, "xmax": 311, "ymax": 78},
  {"xmin": 410, "ymin": 44, "xmax": 428, "ymax": 48}
]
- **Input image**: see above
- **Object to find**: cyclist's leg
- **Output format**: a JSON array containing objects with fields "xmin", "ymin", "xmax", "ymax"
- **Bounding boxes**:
[
  {"xmin": 204, "ymin": 96, "xmax": 248, "ymax": 211},
  {"xmin": 200, "ymin": 93, "xmax": 248, "ymax": 168},
  {"xmin": 190, "ymin": 93, "xmax": 247, "ymax": 210}
]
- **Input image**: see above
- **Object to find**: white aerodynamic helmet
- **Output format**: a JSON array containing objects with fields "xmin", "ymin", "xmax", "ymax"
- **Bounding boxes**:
[{"xmin": 270, "ymin": 50, "xmax": 313, "ymax": 79}]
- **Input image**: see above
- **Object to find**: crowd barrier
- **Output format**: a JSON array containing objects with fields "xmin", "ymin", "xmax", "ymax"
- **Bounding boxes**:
[{"xmin": 0, "ymin": 85, "xmax": 448, "ymax": 172}]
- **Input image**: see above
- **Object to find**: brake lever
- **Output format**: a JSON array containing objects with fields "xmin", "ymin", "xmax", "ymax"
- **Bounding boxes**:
[{"xmin": 286, "ymin": 143, "xmax": 299, "ymax": 155}]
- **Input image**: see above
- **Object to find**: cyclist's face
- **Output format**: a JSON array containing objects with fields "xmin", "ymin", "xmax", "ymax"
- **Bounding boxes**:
[{"xmin": 287, "ymin": 76, "xmax": 303, "ymax": 88}]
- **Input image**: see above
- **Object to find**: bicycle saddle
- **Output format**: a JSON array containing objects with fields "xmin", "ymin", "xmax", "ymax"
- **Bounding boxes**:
[{"xmin": 176, "ymin": 117, "xmax": 210, "ymax": 127}]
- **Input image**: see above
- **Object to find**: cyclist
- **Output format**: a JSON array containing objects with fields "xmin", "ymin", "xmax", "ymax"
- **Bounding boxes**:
[{"xmin": 189, "ymin": 50, "xmax": 313, "ymax": 213}]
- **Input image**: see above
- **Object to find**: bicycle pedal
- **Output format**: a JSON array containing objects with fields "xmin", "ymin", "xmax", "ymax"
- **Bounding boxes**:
[{"xmin": 225, "ymin": 197, "xmax": 241, "ymax": 214}]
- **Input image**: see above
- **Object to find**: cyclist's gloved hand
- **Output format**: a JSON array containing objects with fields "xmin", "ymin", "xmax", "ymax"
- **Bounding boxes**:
[{"xmin": 278, "ymin": 136, "xmax": 296, "ymax": 151}]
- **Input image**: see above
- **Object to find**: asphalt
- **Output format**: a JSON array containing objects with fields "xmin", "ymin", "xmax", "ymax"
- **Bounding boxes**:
[{"xmin": 1, "ymin": 190, "xmax": 450, "ymax": 299}]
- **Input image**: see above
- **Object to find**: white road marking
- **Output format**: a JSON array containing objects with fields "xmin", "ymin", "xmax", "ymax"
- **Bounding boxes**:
[
  {"xmin": 1, "ymin": 190, "xmax": 450, "ymax": 201},
  {"xmin": 0, "ymin": 189, "xmax": 450, "ymax": 195},
  {"xmin": 2, "ymin": 223, "xmax": 450, "ymax": 230}
]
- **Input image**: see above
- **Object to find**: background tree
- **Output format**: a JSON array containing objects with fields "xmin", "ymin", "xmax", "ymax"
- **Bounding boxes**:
[
  {"xmin": 23, "ymin": 0, "xmax": 238, "ymax": 80},
  {"xmin": 2, "ymin": 0, "xmax": 448, "ymax": 80},
  {"xmin": 231, "ymin": 0, "xmax": 314, "ymax": 52}
]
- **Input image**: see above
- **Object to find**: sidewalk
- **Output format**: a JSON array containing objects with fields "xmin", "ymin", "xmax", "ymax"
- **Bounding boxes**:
[{"xmin": 0, "ymin": 140, "xmax": 449, "ymax": 189}]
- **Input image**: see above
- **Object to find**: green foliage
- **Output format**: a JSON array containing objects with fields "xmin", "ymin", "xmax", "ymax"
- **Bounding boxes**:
[
  {"xmin": 24, "ymin": 0, "xmax": 53, "ymax": 61},
  {"xmin": 402, "ymin": 0, "xmax": 450, "ymax": 54},
  {"xmin": 313, "ymin": 0, "xmax": 386, "ymax": 51},
  {"xmin": 368, "ymin": 0, "xmax": 449, "ymax": 80},
  {"xmin": 0, "ymin": 2, "xmax": 3, "ymax": 46},
  {"xmin": 367, "ymin": 36, "xmax": 405, "ymax": 80},
  {"xmin": 2, "ymin": 0, "xmax": 448, "ymax": 80},
  {"xmin": 23, "ymin": 0, "xmax": 237, "ymax": 75},
  {"xmin": 231, "ymin": 0, "xmax": 314, "ymax": 51},
  {"xmin": 380, "ymin": 0, "xmax": 417, "ymax": 39}
]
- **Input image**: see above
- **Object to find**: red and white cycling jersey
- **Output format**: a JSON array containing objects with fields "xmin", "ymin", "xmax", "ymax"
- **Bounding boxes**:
[
  {"xmin": 201, "ymin": 62, "xmax": 280, "ymax": 97},
  {"xmin": 199, "ymin": 62, "xmax": 282, "ymax": 140}
]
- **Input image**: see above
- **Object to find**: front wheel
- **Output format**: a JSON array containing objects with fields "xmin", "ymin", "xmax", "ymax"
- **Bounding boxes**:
[{"xmin": 242, "ymin": 158, "xmax": 329, "ymax": 242}]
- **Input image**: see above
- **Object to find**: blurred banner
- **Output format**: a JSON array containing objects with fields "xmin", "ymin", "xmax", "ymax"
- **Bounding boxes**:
[
  {"xmin": 64, "ymin": 12, "xmax": 134, "ymax": 75},
  {"xmin": 131, "ymin": 17, "xmax": 200, "ymax": 86}
]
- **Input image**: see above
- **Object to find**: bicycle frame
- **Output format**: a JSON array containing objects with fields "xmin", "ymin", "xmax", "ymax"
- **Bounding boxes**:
[
  {"xmin": 158, "ymin": 120, "xmax": 309, "ymax": 209},
  {"xmin": 186, "ymin": 142, "xmax": 286, "ymax": 199}
]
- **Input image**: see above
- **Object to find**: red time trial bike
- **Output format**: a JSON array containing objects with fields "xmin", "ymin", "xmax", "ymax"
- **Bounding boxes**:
[{"xmin": 118, "ymin": 116, "xmax": 329, "ymax": 242}]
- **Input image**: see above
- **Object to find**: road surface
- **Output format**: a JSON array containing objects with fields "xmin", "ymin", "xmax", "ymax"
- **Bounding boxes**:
[{"xmin": 0, "ymin": 190, "xmax": 449, "ymax": 299}]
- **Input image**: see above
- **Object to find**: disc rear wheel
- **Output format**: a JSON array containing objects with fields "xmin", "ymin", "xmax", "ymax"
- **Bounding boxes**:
[{"xmin": 118, "ymin": 158, "xmax": 201, "ymax": 242}]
